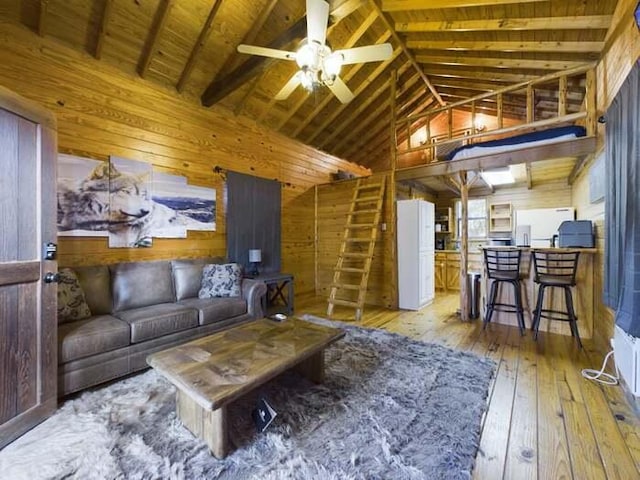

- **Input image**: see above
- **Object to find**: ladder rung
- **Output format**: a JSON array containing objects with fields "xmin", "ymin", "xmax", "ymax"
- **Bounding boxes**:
[
  {"xmin": 346, "ymin": 223, "xmax": 376, "ymax": 228},
  {"xmin": 330, "ymin": 283, "xmax": 360, "ymax": 290},
  {"xmin": 356, "ymin": 183, "xmax": 382, "ymax": 190},
  {"xmin": 345, "ymin": 239, "xmax": 373, "ymax": 243},
  {"xmin": 354, "ymin": 196, "xmax": 379, "ymax": 203},
  {"xmin": 348, "ymin": 209, "xmax": 378, "ymax": 215},
  {"xmin": 336, "ymin": 267, "xmax": 366, "ymax": 273},
  {"xmin": 340, "ymin": 252, "xmax": 369, "ymax": 258},
  {"xmin": 328, "ymin": 299, "xmax": 360, "ymax": 308}
]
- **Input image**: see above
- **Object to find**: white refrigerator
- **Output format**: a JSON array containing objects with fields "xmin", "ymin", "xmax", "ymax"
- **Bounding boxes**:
[
  {"xmin": 397, "ymin": 199, "xmax": 435, "ymax": 310},
  {"xmin": 515, "ymin": 207, "xmax": 575, "ymax": 247}
]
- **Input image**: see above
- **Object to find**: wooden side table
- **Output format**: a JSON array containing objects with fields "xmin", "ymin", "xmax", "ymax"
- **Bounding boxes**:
[{"xmin": 245, "ymin": 272, "xmax": 294, "ymax": 316}]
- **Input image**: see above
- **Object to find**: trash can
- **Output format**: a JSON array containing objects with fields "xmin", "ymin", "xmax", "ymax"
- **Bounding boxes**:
[{"xmin": 468, "ymin": 271, "xmax": 481, "ymax": 319}]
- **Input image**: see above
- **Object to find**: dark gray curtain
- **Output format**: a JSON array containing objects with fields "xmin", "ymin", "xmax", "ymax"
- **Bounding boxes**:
[
  {"xmin": 604, "ymin": 61, "xmax": 640, "ymax": 336},
  {"xmin": 226, "ymin": 171, "xmax": 281, "ymax": 274}
]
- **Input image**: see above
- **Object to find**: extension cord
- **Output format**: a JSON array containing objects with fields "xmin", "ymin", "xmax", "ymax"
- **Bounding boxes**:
[{"xmin": 581, "ymin": 341, "xmax": 619, "ymax": 386}]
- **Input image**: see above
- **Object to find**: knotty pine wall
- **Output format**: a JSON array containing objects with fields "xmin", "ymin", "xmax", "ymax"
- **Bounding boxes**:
[
  {"xmin": 316, "ymin": 173, "xmax": 396, "ymax": 309},
  {"xmin": 0, "ymin": 22, "xmax": 370, "ymax": 296},
  {"xmin": 572, "ymin": 0, "xmax": 640, "ymax": 353}
]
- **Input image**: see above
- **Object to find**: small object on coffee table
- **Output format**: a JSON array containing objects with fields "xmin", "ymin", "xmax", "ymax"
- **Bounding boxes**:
[
  {"xmin": 146, "ymin": 317, "xmax": 344, "ymax": 458},
  {"xmin": 269, "ymin": 313, "xmax": 287, "ymax": 322}
]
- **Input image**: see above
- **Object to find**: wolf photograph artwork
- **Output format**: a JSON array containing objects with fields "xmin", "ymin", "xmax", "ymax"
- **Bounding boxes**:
[{"xmin": 57, "ymin": 154, "xmax": 217, "ymax": 249}]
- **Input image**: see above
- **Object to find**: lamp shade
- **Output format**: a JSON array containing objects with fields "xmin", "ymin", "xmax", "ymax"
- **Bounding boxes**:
[{"xmin": 249, "ymin": 249, "xmax": 262, "ymax": 263}]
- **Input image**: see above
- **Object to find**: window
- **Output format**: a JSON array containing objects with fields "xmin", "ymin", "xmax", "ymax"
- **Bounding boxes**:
[{"xmin": 456, "ymin": 198, "xmax": 487, "ymax": 239}]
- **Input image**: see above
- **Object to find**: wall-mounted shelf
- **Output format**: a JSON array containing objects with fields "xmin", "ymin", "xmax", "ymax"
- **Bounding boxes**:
[
  {"xmin": 489, "ymin": 202, "xmax": 512, "ymax": 232},
  {"xmin": 435, "ymin": 207, "xmax": 453, "ymax": 235}
]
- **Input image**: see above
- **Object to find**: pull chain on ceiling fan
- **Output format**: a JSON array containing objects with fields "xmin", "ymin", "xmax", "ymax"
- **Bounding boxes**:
[{"xmin": 237, "ymin": 0, "xmax": 393, "ymax": 104}]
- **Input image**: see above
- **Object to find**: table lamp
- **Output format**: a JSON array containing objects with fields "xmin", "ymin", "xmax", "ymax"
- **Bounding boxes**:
[{"xmin": 249, "ymin": 249, "xmax": 262, "ymax": 276}]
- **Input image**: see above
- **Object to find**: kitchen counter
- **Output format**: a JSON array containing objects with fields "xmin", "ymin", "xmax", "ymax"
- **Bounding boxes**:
[
  {"xmin": 478, "ymin": 246, "xmax": 597, "ymax": 253},
  {"xmin": 477, "ymin": 246, "xmax": 596, "ymax": 338}
]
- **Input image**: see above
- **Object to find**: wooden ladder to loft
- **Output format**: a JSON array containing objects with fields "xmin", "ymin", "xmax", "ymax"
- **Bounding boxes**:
[{"xmin": 327, "ymin": 178, "xmax": 386, "ymax": 321}]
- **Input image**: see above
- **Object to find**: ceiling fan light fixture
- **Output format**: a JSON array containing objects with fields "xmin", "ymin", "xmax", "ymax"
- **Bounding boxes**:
[
  {"xmin": 297, "ymin": 69, "xmax": 316, "ymax": 92},
  {"xmin": 295, "ymin": 41, "xmax": 317, "ymax": 70},
  {"xmin": 322, "ymin": 52, "xmax": 343, "ymax": 79}
]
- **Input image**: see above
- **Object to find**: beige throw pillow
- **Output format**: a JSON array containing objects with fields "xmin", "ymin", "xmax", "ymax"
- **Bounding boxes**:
[{"xmin": 57, "ymin": 268, "xmax": 92, "ymax": 323}]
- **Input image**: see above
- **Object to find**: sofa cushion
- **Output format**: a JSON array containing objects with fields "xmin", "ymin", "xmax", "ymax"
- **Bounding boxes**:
[
  {"xmin": 58, "ymin": 315, "xmax": 130, "ymax": 363},
  {"xmin": 57, "ymin": 268, "xmax": 92, "ymax": 324},
  {"xmin": 111, "ymin": 261, "xmax": 174, "ymax": 312},
  {"xmin": 114, "ymin": 303, "xmax": 198, "ymax": 343},
  {"xmin": 199, "ymin": 263, "xmax": 242, "ymax": 298},
  {"xmin": 74, "ymin": 265, "xmax": 112, "ymax": 315},
  {"xmin": 178, "ymin": 297, "xmax": 247, "ymax": 326},
  {"xmin": 172, "ymin": 257, "xmax": 225, "ymax": 301}
]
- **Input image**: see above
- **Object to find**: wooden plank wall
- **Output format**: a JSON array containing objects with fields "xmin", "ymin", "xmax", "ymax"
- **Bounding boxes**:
[
  {"xmin": 316, "ymin": 173, "xmax": 396, "ymax": 309},
  {"xmin": 572, "ymin": 0, "xmax": 640, "ymax": 352},
  {"xmin": 0, "ymin": 22, "xmax": 370, "ymax": 296}
]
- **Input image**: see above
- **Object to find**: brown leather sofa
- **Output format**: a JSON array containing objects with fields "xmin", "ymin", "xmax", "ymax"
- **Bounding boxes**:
[{"xmin": 57, "ymin": 258, "xmax": 267, "ymax": 396}]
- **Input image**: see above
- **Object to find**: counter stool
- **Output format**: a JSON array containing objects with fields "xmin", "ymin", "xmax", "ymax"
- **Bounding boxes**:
[
  {"xmin": 531, "ymin": 251, "xmax": 581, "ymax": 348},
  {"xmin": 483, "ymin": 248, "xmax": 526, "ymax": 335}
]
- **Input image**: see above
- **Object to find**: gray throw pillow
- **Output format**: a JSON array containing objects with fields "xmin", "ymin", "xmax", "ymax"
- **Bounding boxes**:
[
  {"xmin": 57, "ymin": 268, "xmax": 92, "ymax": 323},
  {"xmin": 199, "ymin": 263, "xmax": 242, "ymax": 298}
]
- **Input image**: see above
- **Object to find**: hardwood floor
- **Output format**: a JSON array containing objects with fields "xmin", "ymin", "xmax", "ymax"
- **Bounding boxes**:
[{"xmin": 296, "ymin": 292, "xmax": 640, "ymax": 480}]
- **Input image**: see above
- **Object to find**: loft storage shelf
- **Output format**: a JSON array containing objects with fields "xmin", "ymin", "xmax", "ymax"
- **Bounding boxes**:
[{"xmin": 490, "ymin": 203, "xmax": 512, "ymax": 233}]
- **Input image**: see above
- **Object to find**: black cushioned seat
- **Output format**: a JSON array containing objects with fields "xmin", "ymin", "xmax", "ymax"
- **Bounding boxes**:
[{"xmin": 58, "ymin": 315, "xmax": 130, "ymax": 363}]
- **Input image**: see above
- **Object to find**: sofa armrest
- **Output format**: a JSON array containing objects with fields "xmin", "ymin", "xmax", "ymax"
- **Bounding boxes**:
[{"xmin": 242, "ymin": 278, "xmax": 267, "ymax": 318}]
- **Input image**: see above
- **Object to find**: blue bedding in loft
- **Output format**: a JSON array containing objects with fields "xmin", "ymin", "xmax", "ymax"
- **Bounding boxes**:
[{"xmin": 444, "ymin": 125, "xmax": 587, "ymax": 161}]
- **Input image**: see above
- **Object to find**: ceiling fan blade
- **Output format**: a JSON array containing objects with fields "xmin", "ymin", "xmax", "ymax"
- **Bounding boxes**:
[
  {"xmin": 326, "ymin": 76, "xmax": 355, "ymax": 104},
  {"xmin": 237, "ymin": 44, "xmax": 296, "ymax": 61},
  {"xmin": 335, "ymin": 43, "xmax": 393, "ymax": 65},
  {"xmin": 275, "ymin": 73, "xmax": 301, "ymax": 100},
  {"xmin": 306, "ymin": 0, "xmax": 329, "ymax": 46}
]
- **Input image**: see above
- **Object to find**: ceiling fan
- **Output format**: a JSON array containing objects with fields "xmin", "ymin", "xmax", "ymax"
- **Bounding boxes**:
[{"xmin": 237, "ymin": 0, "xmax": 393, "ymax": 104}]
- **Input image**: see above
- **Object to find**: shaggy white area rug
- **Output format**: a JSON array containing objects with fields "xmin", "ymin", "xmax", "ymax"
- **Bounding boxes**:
[{"xmin": 0, "ymin": 316, "xmax": 494, "ymax": 479}]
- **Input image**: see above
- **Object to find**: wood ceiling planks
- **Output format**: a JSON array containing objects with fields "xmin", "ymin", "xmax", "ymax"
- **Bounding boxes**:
[{"xmin": 9, "ymin": 0, "xmax": 621, "ymax": 184}]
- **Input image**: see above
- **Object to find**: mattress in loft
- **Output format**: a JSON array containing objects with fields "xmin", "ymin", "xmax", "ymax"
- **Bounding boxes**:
[{"xmin": 445, "ymin": 125, "xmax": 587, "ymax": 161}]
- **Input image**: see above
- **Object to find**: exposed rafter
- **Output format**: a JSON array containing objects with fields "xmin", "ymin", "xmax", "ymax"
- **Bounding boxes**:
[
  {"xmin": 396, "ymin": 15, "xmax": 613, "ymax": 33},
  {"xmin": 407, "ymin": 40, "xmax": 604, "ymax": 53},
  {"xmin": 416, "ymin": 55, "xmax": 586, "ymax": 71},
  {"xmin": 94, "ymin": 0, "xmax": 113, "ymax": 60},
  {"xmin": 274, "ymin": 10, "xmax": 380, "ymax": 132},
  {"xmin": 177, "ymin": 0, "xmax": 224, "ymax": 92},
  {"xmin": 369, "ymin": 0, "xmax": 445, "ymax": 106},
  {"xmin": 38, "ymin": 0, "xmax": 48, "ymax": 37},
  {"xmin": 138, "ymin": 0, "xmax": 174, "ymax": 78},
  {"xmin": 382, "ymin": 0, "xmax": 546, "ymax": 11}
]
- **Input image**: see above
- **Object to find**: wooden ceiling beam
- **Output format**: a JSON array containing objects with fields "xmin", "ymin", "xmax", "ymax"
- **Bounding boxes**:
[
  {"xmin": 319, "ymin": 61, "xmax": 411, "ymax": 149},
  {"xmin": 138, "ymin": 0, "xmax": 174, "ymax": 78},
  {"xmin": 275, "ymin": 10, "xmax": 380, "ymax": 132},
  {"xmin": 339, "ymin": 103, "xmax": 391, "ymax": 157},
  {"xmin": 94, "ymin": 0, "xmax": 113, "ymax": 59},
  {"xmin": 407, "ymin": 40, "xmax": 604, "ymax": 53},
  {"xmin": 202, "ymin": 16, "xmax": 307, "ymax": 106},
  {"xmin": 399, "ymin": 180, "xmax": 440, "ymax": 197},
  {"xmin": 396, "ymin": 15, "xmax": 613, "ymax": 33},
  {"xmin": 177, "ymin": 0, "xmax": 224, "ymax": 92},
  {"xmin": 383, "ymin": 0, "xmax": 546, "ymax": 11},
  {"xmin": 202, "ymin": 0, "xmax": 362, "ymax": 107},
  {"xmin": 215, "ymin": 0, "xmax": 279, "ymax": 86},
  {"xmin": 424, "ymin": 66, "xmax": 540, "ymax": 84},
  {"xmin": 303, "ymin": 46, "xmax": 402, "ymax": 143},
  {"xmin": 369, "ymin": 0, "xmax": 445, "ymax": 106},
  {"xmin": 416, "ymin": 55, "xmax": 586, "ymax": 71},
  {"xmin": 38, "ymin": 0, "xmax": 48, "ymax": 36}
]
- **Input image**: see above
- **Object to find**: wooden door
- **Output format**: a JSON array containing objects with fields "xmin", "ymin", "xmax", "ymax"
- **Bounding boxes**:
[{"xmin": 0, "ymin": 86, "xmax": 57, "ymax": 449}]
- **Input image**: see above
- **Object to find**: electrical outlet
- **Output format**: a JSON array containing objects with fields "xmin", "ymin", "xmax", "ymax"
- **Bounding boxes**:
[{"xmin": 380, "ymin": 223, "xmax": 387, "ymax": 231}]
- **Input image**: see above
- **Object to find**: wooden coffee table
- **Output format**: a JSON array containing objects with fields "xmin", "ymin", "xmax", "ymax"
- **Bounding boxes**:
[{"xmin": 146, "ymin": 317, "xmax": 344, "ymax": 458}]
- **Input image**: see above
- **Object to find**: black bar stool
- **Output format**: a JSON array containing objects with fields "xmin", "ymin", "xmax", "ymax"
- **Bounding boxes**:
[
  {"xmin": 483, "ymin": 248, "xmax": 526, "ymax": 335},
  {"xmin": 531, "ymin": 250, "xmax": 582, "ymax": 348}
]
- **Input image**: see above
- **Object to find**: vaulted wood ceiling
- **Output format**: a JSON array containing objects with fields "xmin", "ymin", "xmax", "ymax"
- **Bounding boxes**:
[{"xmin": 4, "ymin": 0, "xmax": 619, "ymax": 171}]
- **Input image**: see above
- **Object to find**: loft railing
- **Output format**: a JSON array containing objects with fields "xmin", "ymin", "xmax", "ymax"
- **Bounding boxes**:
[{"xmin": 394, "ymin": 63, "xmax": 598, "ymax": 164}]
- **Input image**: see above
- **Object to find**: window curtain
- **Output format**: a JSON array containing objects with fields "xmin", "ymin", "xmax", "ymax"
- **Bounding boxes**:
[
  {"xmin": 226, "ymin": 171, "xmax": 281, "ymax": 274},
  {"xmin": 604, "ymin": 61, "xmax": 640, "ymax": 336}
]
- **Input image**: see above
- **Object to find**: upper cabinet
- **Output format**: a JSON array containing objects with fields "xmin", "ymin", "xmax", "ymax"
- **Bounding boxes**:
[{"xmin": 489, "ymin": 202, "xmax": 512, "ymax": 233}]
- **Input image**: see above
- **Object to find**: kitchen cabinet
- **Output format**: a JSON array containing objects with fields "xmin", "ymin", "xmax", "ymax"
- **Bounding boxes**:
[
  {"xmin": 489, "ymin": 202, "xmax": 512, "ymax": 233},
  {"xmin": 435, "ymin": 251, "xmax": 483, "ymax": 292},
  {"xmin": 397, "ymin": 200, "xmax": 435, "ymax": 309}
]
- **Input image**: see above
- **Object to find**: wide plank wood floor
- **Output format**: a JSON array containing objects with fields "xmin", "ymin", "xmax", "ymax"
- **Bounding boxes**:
[{"xmin": 296, "ymin": 292, "xmax": 640, "ymax": 480}]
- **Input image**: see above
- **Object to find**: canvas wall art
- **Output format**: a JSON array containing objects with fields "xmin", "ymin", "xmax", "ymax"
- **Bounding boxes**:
[
  {"xmin": 108, "ymin": 156, "xmax": 154, "ymax": 248},
  {"xmin": 57, "ymin": 154, "xmax": 109, "ymax": 237}
]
